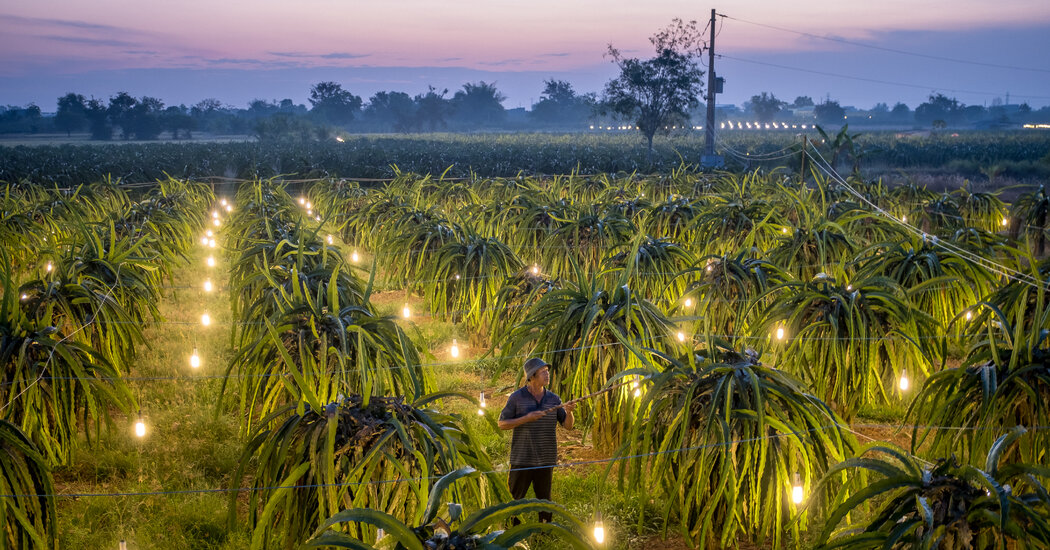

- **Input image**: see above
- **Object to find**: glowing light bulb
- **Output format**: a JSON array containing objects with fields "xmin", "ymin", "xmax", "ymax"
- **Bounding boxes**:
[
  {"xmin": 402, "ymin": 303, "xmax": 411, "ymax": 319},
  {"xmin": 901, "ymin": 215, "xmax": 907, "ymax": 223},
  {"xmin": 201, "ymin": 236, "xmax": 208, "ymax": 245},
  {"xmin": 478, "ymin": 391, "xmax": 486, "ymax": 415},
  {"xmin": 201, "ymin": 313, "xmax": 211, "ymax": 327},
  {"xmin": 706, "ymin": 265, "xmax": 712, "ymax": 273},
  {"xmin": 376, "ymin": 529, "xmax": 385, "ymax": 542},
  {"xmin": 683, "ymin": 297, "xmax": 693, "ymax": 308},
  {"xmin": 454, "ymin": 274, "xmax": 460, "ymax": 280},
  {"xmin": 775, "ymin": 327, "xmax": 786, "ymax": 341},
  {"xmin": 203, "ymin": 280, "xmax": 213, "ymax": 292},
  {"xmin": 791, "ymin": 483, "xmax": 804, "ymax": 504},
  {"xmin": 134, "ymin": 414, "xmax": 146, "ymax": 438},
  {"xmin": 225, "ymin": 204, "xmax": 233, "ymax": 212},
  {"xmin": 212, "ymin": 210, "xmax": 219, "ymax": 219},
  {"xmin": 450, "ymin": 339, "xmax": 459, "ymax": 358},
  {"xmin": 206, "ymin": 256, "xmax": 215, "ymax": 267},
  {"xmin": 965, "ymin": 310, "xmax": 972, "ymax": 321},
  {"xmin": 316, "ymin": 216, "xmax": 321, "ymax": 222},
  {"xmin": 531, "ymin": 264, "xmax": 539, "ymax": 275},
  {"xmin": 593, "ymin": 520, "xmax": 605, "ymax": 544},
  {"xmin": 208, "ymin": 239, "xmax": 216, "ymax": 248},
  {"xmin": 45, "ymin": 261, "xmax": 53, "ymax": 272},
  {"xmin": 326, "ymin": 234, "xmax": 333, "ymax": 245},
  {"xmin": 220, "ymin": 199, "xmax": 227, "ymax": 206},
  {"xmin": 634, "ymin": 388, "xmax": 642, "ymax": 398},
  {"xmin": 846, "ymin": 284, "xmax": 853, "ymax": 291},
  {"xmin": 306, "ymin": 201, "xmax": 312, "ymax": 210},
  {"xmin": 20, "ymin": 294, "xmax": 27, "ymax": 300},
  {"xmin": 307, "ymin": 209, "xmax": 313, "ymax": 216},
  {"xmin": 782, "ymin": 227, "xmax": 788, "ymax": 234},
  {"xmin": 351, "ymin": 250, "xmax": 359, "ymax": 263},
  {"xmin": 677, "ymin": 331, "xmax": 686, "ymax": 342},
  {"xmin": 299, "ymin": 197, "xmax": 306, "ymax": 205},
  {"xmin": 212, "ymin": 218, "xmax": 220, "ymax": 227},
  {"xmin": 206, "ymin": 230, "xmax": 213, "ymax": 237},
  {"xmin": 1001, "ymin": 218, "xmax": 1009, "ymax": 227},
  {"xmin": 899, "ymin": 371, "xmax": 910, "ymax": 391},
  {"xmin": 190, "ymin": 348, "xmax": 200, "ymax": 368}
]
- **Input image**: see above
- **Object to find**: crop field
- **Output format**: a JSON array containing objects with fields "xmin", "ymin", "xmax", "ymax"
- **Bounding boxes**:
[
  {"xmin": 1, "ymin": 135, "xmax": 1050, "ymax": 549},
  {"xmin": 2, "ymin": 130, "xmax": 1050, "ymax": 186}
]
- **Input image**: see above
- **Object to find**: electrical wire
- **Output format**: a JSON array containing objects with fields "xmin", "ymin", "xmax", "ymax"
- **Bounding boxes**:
[{"xmin": 721, "ymin": 14, "xmax": 1050, "ymax": 75}]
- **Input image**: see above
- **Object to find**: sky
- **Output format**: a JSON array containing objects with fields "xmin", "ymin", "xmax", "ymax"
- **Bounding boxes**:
[{"xmin": 1, "ymin": 1, "xmax": 1049, "ymax": 113}]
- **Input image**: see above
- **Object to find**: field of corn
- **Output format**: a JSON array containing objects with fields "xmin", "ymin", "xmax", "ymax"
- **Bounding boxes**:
[
  {"xmin": 2, "ymin": 130, "xmax": 1050, "ymax": 186},
  {"xmin": 2, "ymin": 135, "xmax": 1050, "ymax": 549}
]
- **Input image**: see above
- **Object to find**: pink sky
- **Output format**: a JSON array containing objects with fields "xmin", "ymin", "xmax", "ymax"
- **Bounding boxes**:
[{"xmin": 2, "ymin": 1, "xmax": 1049, "ymax": 109}]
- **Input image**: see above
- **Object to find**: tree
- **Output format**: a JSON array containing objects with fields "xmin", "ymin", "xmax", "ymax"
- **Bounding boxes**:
[
  {"xmin": 308, "ymin": 81, "xmax": 362, "ymax": 126},
  {"xmin": 106, "ymin": 92, "xmax": 138, "ymax": 139},
  {"xmin": 915, "ymin": 93, "xmax": 962, "ymax": 126},
  {"xmin": 890, "ymin": 102, "xmax": 911, "ymax": 121},
  {"xmin": 363, "ymin": 91, "xmax": 417, "ymax": 131},
  {"xmin": 747, "ymin": 92, "xmax": 785, "ymax": 123},
  {"xmin": 813, "ymin": 99, "xmax": 845, "ymax": 125},
  {"xmin": 792, "ymin": 95, "xmax": 814, "ymax": 108},
  {"xmin": 603, "ymin": 18, "xmax": 705, "ymax": 163},
  {"xmin": 84, "ymin": 98, "xmax": 111, "ymax": 140},
  {"xmin": 54, "ymin": 93, "xmax": 87, "ymax": 136},
  {"xmin": 414, "ymin": 86, "xmax": 450, "ymax": 131},
  {"xmin": 162, "ymin": 105, "xmax": 195, "ymax": 139},
  {"xmin": 450, "ymin": 81, "xmax": 507, "ymax": 128},
  {"xmin": 129, "ymin": 96, "xmax": 164, "ymax": 140},
  {"xmin": 529, "ymin": 79, "xmax": 596, "ymax": 127}
]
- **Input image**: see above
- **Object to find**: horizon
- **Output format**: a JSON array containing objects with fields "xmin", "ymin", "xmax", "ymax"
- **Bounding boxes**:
[{"xmin": 2, "ymin": 2, "xmax": 1049, "ymax": 112}]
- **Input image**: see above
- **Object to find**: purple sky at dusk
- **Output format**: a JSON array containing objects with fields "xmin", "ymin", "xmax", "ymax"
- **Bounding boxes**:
[{"xmin": 2, "ymin": 1, "xmax": 1049, "ymax": 112}]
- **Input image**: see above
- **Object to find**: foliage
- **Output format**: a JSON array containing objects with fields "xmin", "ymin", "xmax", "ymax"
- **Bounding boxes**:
[
  {"xmin": 617, "ymin": 341, "xmax": 855, "ymax": 549},
  {"xmin": 815, "ymin": 431, "xmax": 1050, "ymax": 549},
  {"xmin": 0, "ymin": 420, "xmax": 56, "ymax": 549},
  {"xmin": 304, "ymin": 467, "xmax": 594, "ymax": 550},
  {"xmin": 231, "ymin": 394, "xmax": 507, "ymax": 550}
]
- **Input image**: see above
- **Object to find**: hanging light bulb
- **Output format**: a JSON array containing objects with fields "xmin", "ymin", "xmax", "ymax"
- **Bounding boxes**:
[
  {"xmin": 212, "ymin": 218, "xmax": 220, "ymax": 227},
  {"xmin": 593, "ymin": 513, "xmax": 605, "ymax": 544},
  {"xmin": 307, "ymin": 209, "xmax": 313, "ymax": 216},
  {"xmin": 306, "ymin": 201, "xmax": 312, "ymax": 210},
  {"xmin": 683, "ymin": 297, "xmax": 693, "ymax": 308},
  {"xmin": 201, "ymin": 236, "xmax": 209, "ymax": 245},
  {"xmin": 225, "ymin": 204, "xmax": 233, "ymax": 212},
  {"xmin": 531, "ymin": 264, "xmax": 540, "ymax": 275},
  {"xmin": 190, "ymin": 348, "xmax": 201, "ymax": 368},
  {"xmin": 454, "ymin": 274, "xmax": 460, "ymax": 280},
  {"xmin": 846, "ymin": 284, "xmax": 853, "ymax": 291},
  {"xmin": 203, "ymin": 280, "xmax": 213, "ymax": 292},
  {"xmin": 1001, "ymin": 217, "xmax": 1009, "ymax": 227},
  {"xmin": 376, "ymin": 528, "xmax": 385, "ymax": 542},
  {"xmin": 212, "ymin": 210, "xmax": 219, "ymax": 219},
  {"xmin": 402, "ymin": 303, "xmax": 411, "ymax": 319},
  {"xmin": 326, "ymin": 234, "xmax": 333, "ymax": 245},
  {"xmin": 965, "ymin": 310, "xmax": 973, "ymax": 321},
  {"xmin": 782, "ymin": 227, "xmax": 789, "ymax": 234},
  {"xmin": 677, "ymin": 331, "xmax": 686, "ymax": 343},
  {"xmin": 220, "ymin": 199, "xmax": 227, "ymax": 206},
  {"xmin": 791, "ymin": 476, "xmax": 804, "ymax": 504},
  {"xmin": 206, "ymin": 256, "xmax": 215, "ymax": 267},
  {"xmin": 478, "ymin": 391, "xmax": 486, "ymax": 415},
  {"xmin": 208, "ymin": 238, "xmax": 216, "ymax": 248},
  {"xmin": 632, "ymin": 379, "xmax": 641, "ymax": 398},
  {"xmin": 120, "ymin": 540, "xmax": 127, "ymax": 550},
  {"xmin": 134, "ymin": 412, "xmax": 146, "ymax": 438},
  {"xmin": 201, "ymin": 313, "xmax": 211, "ymax": 327},
  {"xmin": 46, "ymin": 261, "xmax": 53, "ymax": 272},
  {"xmin": 351, "ymin": 250, "xmax": 360, "ymax": 263},
  {"xmin": 21, "ymin": 293, "xmax": 28, "ymax": 300},
  {"xmin": 899, "ymin": 370, "xmax": 910, "ymax": 391},
  {"xmin": 901, "ymin": 215, "xmax": 908, "ymax": 223},
  {"xmin": 450, "ymin": 339, "xmax": 460, "ymax": 358},
  {"xmin": 316, "ymin": 216, "xmax": 321, "ymax": 222},
  {"xmin": 299, "ymin": 197, "xmax": 306, "ymax": 206},
  {"xmin": 775, "ymin": 326, "xmax": 786, "ymax": 341}
]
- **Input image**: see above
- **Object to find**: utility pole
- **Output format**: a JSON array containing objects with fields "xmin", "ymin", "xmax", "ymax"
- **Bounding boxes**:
[{"xmin": 702, "ymin": 8, "xmax": 724, "ymax": 169}]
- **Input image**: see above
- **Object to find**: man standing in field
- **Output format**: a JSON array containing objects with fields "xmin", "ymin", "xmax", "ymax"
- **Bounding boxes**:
[{"xmin": 498, "ymin": 357, "xmax": 575, "ymax": 523}]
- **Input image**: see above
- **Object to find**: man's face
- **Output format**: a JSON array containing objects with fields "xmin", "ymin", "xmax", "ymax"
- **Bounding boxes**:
[{"xmin": 533, "ymin": 365, "xmax": 550, "ymax": 385}]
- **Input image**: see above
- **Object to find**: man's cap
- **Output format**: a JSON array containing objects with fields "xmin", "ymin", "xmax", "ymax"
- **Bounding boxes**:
[{"xmin": 523, "ymin": 357, "xmax": 549, "ymax": 380}]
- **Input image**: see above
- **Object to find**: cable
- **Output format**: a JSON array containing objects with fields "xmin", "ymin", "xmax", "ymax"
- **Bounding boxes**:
[
  {"xmin": 718, "ymin": 54, "xmax": 1050, "ymax": 102},
  {"xmin": 722, "ymin": 14, "xmax": 1050, "ymax": 75}
]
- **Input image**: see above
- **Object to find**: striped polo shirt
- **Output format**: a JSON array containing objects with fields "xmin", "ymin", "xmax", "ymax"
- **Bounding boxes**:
[{"xmin": 500, "ymin": 386, "xmax": 567, "ymax": 467}]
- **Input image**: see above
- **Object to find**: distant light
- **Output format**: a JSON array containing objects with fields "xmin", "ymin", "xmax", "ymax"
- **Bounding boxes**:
[
  {"xmin": 531, "ymin": 264, "xmax": 539, "ymax": 275},
  {"xmin": 201, "ymin": 313, "xmax": 211, "ymax": 326},
  {"xmin": 683, "ymin": 297, "xmax": 693, "ymax": 308},
  {"xmin": 450, "ymin": 339, "xmax": 459, "ymax": 358},
  {"xmin": 402, "ymin": 303, "xmax": 411, "ymax": 319},
  {"xmin": 212, "ymin": 218, "xmax": 220, "ymax": 227},
  {"xmin": 203, "ymin": 280, "xmax": 213, "ymax": 292},
  {"xmin": 327, "ymin": 234, "xmax": 333, "ymax": 245},
  {"xmin": 351, "ymin": 250, "xmax": 360, "ymax": 263},
  {"xmin": 190, "ymin": 348, "xmax": 201, "ymax": 368},
  {"xmin": 45, "ymin": 261, "xmax": 53, "ymax": 272},
  {"xmin": 206, "ymin": 230, "xmax": 213, "ymax": 237},
  {"xmin": 206, "ymin": 256, "xmax": 215, "ymax": 267},
  {"xmin": 212, "ymin": 210, "xmax": 219, "ymax": 219},
  {"xmin": 901, "ymin": 215, "xmax": 908, "ymax": 223},
  {"xmin": 775, "ymin": 326, "xmax": 786, "ymax": 341},
  {"xmin": 899, "ymin": 371, "xmax": 910, "ymax": 391},
  {"xmin": 677, "ymin": 331, "xmax": 686, "ymax": 342},
  {"xmin": 306, "ymin": 201, "xmax": 312, "ymax": 210},
  {"xmin": 201, "ymin": 236, "xmax": 208, "ymax": 245},
  {"xmin": 336, "ymin": 136, "xmax": 345, "ymax": 142},
  {"xmin": 134, "ymin": 413, "xmax": 146, "ymax": 438},
  {"xmin": 208, "ymin": 238, "xmax": 216, "ymax": 248},
  {"xmin": 791, "ymin": 482, "xmax": 804, "ymax": 504},
  {"xmin": 220, "ymin": 199, "xmax": 227, "ymax": 206},
  {"xmin": 1001, "ymin": 218, "xmax": 1009, "ymax": 227},
  {"xmin": 965, "ymin": 310, "xmax": 973, "ymax": 321},
  {"xmin": 299, "ymin": 197, "xmax": 306, "ymax": 205}
]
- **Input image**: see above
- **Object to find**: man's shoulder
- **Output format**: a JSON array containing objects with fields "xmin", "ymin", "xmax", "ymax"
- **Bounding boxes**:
[
  {"xmin": 506, "ymin": 386, "xmax": 529, "ymax": 402},
  {"xmin": 543, "ymin": 390, "xmax": 562, "ymax": 404}
]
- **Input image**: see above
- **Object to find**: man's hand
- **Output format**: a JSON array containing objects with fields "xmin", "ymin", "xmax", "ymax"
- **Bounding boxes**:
[
  {"xmin": 523, "ymin": 409, "xmax": 548, "ymax": 422},
  {"xmin": 562, "ymin": 401, "xmax": 576, "ymax": 414}
]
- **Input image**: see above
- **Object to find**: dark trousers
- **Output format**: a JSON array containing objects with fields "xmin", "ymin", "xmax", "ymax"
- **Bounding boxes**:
[{"xmin": 508, "ymin": 465, "xmax": 554, "ymax": 523}]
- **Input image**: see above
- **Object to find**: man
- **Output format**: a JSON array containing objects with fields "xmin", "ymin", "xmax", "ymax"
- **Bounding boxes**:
[{"xmin": 498, "ymin": 357, "xmax": 575, "ymax": 523}]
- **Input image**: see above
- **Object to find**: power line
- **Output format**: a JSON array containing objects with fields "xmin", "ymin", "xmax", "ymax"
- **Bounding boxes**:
[
  {"xmin": 717, "ymin": 54, "xmax": 1050, "ymax": 101},
  {"xmin": 722, "ymin": 14, "xmax": 1050, "ymax": 75}
]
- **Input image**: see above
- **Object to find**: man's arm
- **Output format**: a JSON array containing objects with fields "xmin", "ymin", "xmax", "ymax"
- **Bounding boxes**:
[
  {"xmin": 559, "ymin": 401, "xmax": 575, "ymax": 430},
  {"xmin": 498, "ymin": 409, "xmax": 547, "ymax": 430}
]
